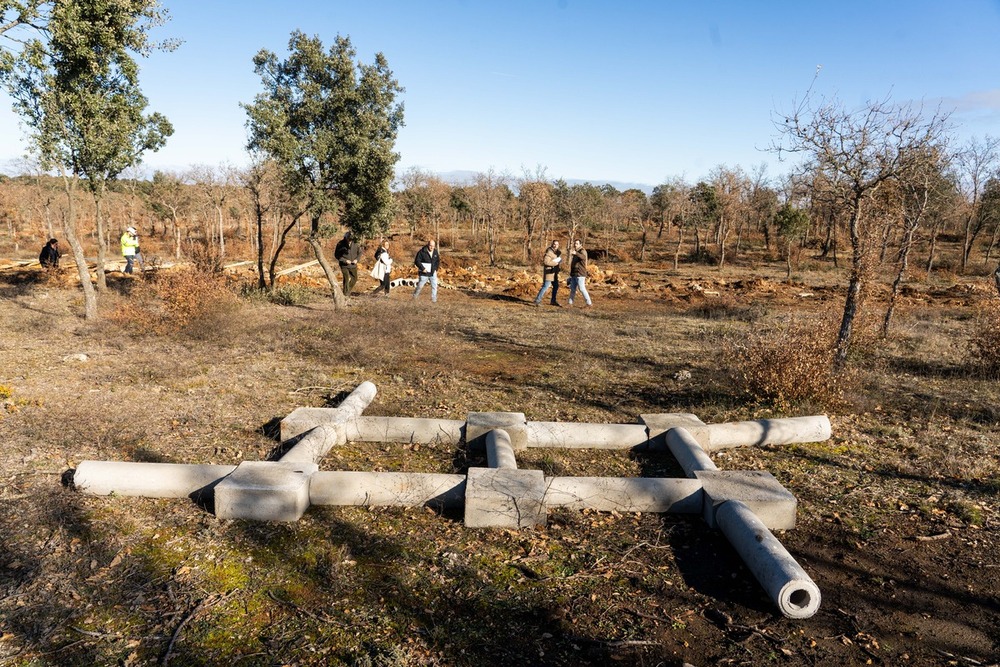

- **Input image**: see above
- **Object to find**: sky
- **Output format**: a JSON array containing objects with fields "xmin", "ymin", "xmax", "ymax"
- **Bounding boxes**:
[{"xmin": 1, "ymin": 0, "xmax": 999, "ymax": 188}]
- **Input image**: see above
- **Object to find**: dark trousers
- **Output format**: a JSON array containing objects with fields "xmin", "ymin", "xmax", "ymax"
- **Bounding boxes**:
[
  {"xmin": 380, "ymin": 272, "xmax": 391, "ymax": 294},
  {"xmin": 340, "ymin": 264, "xmax": 358, "ymax": 295}
]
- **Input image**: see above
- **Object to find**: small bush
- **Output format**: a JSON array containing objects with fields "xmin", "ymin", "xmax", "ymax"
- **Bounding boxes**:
[
  {"xmin": 967, "ymin": 299, "xmax": 1000, "ymax": 378},
  {"xmin": 723, "ymin": 318, "xmax": 850, "ymax": 409},
  {"xmin": 109, "ymin": 270, "xmax": 237, "ymax": 335}
]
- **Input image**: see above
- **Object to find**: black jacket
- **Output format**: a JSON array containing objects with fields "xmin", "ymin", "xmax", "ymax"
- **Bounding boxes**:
[
  {"xmin": 39, "ymin": 243, "xmax": 60, "ymax": 268},
  {"xmin": 414, "ymin": 245, "xmax": 440, "ymax": 276},
  {"xmin": 334, "ymin": 236, "xmax": 361, "ymax": 265}
]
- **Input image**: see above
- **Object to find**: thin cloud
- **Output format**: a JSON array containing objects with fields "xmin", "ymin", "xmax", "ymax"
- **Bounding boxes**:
[{"xmin": 943, "ymin": 89, "xmax": 1000, "ymax": 113}]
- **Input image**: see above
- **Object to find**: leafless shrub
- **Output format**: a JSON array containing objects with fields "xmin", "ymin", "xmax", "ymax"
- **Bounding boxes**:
[
  {"xmin": 723, "ymin": 317, "xmax": 851, "ymax": 409},
  {"xmin": 967, "ymin": 299, "xmax": 1000, "ymax": 378},
  {"xmin": 109, "ymin": 270, "xmax": 237, "ymax": 335}
]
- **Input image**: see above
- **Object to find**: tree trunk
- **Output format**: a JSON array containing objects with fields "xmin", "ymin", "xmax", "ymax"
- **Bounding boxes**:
[
  {"xmin": 307, "ymin": 236, "xmax": 346, "ymax": 310},
  {"xmin": 61, "ymin": 178, "xmax": 98, "ymax": 320},
  {"xmin": 882, "ymin": 227, "xmax": 916, "ymax": 338},
  {"xmin": 93, "ymin": 194, "xmax": 108, "ymax": 290}
]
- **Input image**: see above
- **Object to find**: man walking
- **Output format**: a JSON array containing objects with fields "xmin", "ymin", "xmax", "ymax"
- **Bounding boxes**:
[
  {"xmin": 413, "ymin": 238, "xmax": 440, "ymax": 303},
  {"xmin": 533, "ymin": 239, "xmax": 562, "ymax": 306},
  {"xmin": 334, "ymin": 230, "xmax": 361, "ymax": 296}
]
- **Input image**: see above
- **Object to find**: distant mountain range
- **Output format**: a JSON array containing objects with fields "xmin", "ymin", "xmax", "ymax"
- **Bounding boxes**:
[{"xmin": 434, "ymin": 170, "xmax": 655, "ymax": 196}]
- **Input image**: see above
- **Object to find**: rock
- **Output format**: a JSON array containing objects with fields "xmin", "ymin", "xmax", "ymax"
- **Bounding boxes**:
[{"xmin": 62, "ymin": 353, "xmax": 89, "ymax": 363}]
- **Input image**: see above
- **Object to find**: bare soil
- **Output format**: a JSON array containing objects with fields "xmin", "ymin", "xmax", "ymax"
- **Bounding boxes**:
[{"xmin": 0, "ymin": 258, "xmax": 997, "ymax": 666}]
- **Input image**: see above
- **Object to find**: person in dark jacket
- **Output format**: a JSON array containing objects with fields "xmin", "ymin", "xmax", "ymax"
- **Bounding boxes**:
[
  {"xmin": 39, "ymin": 238, "xmax": 60, "ymax": 269},
  {"xmin": 412, "ymin": 238, "xmax": 440, "ymax": 303},
  {"xmin": 533, "ymin": 240, "xmax": 562, "ymax": 306},
  {"xmin": 334, "ymin": 230, "xmax": 362, "ymax": 296},
  {"xmin": 567, "ymin": 238, "xmax": 592, "ymax": 307}
]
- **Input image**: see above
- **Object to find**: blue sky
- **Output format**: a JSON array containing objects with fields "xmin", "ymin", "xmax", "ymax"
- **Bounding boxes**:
[{"xmin": 2, "ymin": 0, "xmax": 999, "ymax": 186}]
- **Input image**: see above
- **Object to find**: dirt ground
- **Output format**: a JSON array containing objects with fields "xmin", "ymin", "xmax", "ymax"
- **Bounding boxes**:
[{"xmin": 0, "ymin": 257, "xmax": 998, "ymax": 666}]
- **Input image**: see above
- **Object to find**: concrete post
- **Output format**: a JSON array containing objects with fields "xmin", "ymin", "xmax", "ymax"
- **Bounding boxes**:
[
  {"xmin": 486, "ymin": 429, "xmax": 518, "ymax": 469},
  {"xmin": 73, "ymin": 461, "xmax": 236, "ymax": 498},
  {"xmin": 716, "ymin": 499, "xmax": 821, "ymax": 619}
]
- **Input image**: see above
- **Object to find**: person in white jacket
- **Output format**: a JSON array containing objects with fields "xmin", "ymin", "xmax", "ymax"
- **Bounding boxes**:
[{"xmin": 370, "ymin": 239, "xmax": 393, "ymax": 296}]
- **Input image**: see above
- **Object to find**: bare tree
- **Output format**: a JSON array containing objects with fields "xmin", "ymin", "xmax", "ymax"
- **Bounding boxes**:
[
  {"xmin": 954, "ymin": 136, "xmax": 1000, "ymax": 272},
  {"xmin": 882, "ymin": 145, "xmax": 950, "ymax": 337},
  {"xmin": 774, "ymin": 93, "xmax": 950, "ymax": 366},
  {"xmin": 516, "ymin": 168, "xmax": 553, "ymax": 262}
]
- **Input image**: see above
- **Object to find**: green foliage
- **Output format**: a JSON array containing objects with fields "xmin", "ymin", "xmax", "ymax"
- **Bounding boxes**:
[
  {"xmin": 2, "ymin": 0, "xmax": 174, "ymax": 184},
  {"xmin": 243, "ymin": 30, "xmax": 404, "ymax": 240},
  {"xmin": 773, "ymin": 202, "xmax": 810, "ymax": 239}
]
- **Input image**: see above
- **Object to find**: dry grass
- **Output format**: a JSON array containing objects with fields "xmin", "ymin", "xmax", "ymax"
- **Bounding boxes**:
[{"xmin": 0, "ymin": 262, "xmax": 998, "ymax": 667}]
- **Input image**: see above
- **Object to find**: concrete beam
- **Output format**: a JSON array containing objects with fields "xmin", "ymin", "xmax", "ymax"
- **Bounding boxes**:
[
  {"xmin": 639, "ymin": 412, "xmax": 705, "ymax": 441},
  {"xmin": 526, "ymin": 421, "xmax": 649, "ymax": 449},
  {"xmin": 716, "ymin": 500, "xmax": 821, "ymax": 619},
  {"xmin": 466, "ymin": 412, "xmax": 527, "ymax": 451},
  {"xmin": 214, "ymin": 461, "xmax": 318, "ymax": 522},
  {"xmin": 73, "ymin": 461, "xmax": 236, "ymax": 498},
  {"xmin": 279, "ymin": 381, "xmax": 378, "ymax": 441},
  {"xmin": 345, "ymin": 416, "xmax": 464, "ymax": 445},
  {"xmin": 698, "ymin": 416, "xmax": 832, "ymax": 452},
  {"xmin": 543, "ymin": 476, "xmax": 703, "ymax": 513},
  {"xmin": 279, "ymin": 423, "xmax": 344, "ymax": 464},
  {"xmin": 694, "ymin": 470, "xmax": 797, "ymax": 530},
  {"xmin": 464, "ymin": 467, "xmax": 546, "ymax": 529},
  {"xmin": 310, "ymin": 471, "xmax": 465, "ymax": 509},
  {"xmin": 666, "ymin": 427, "xmax": 719, "ymax": 477}
]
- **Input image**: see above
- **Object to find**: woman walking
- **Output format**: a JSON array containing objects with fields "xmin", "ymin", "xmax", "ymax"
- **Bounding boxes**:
[{"xmin": 371, "ymin": 239, "xmax": 393, "ymax": 296}]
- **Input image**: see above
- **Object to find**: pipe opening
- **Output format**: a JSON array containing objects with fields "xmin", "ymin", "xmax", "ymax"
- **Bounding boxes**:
[{"xmin": 788, "ymin": 588, "xmax": 812, "ymax": 609}]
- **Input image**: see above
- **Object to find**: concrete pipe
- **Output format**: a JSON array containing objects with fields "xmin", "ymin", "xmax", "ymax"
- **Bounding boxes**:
[
  {"xmin": 526, "ymin": 421, "xmax": 649, "ymax": 449},
  {"xmin": 715, "ymin": 499, "xmax": 821, "ymax": 619},
  {"xmin": 486, "ymin": 429, "xmax": 518, "ymax": 469},
  {"xmin": 543, "ymin": 476, "xmax": 703, "ymax": 514},
  {"xmin": 74, "ymin": 461, "xmax": 236, "ymax": 498},
  {"xmin": 666, "ymin": 427, "xmax": 719, "ymax": 477},
  {"xmin": 280, "ymin": 381, "xmax": 378, "ymax": 440},
  {"xmin": 700, "ymin": 416, "xmax": 831, "ymax": 452},
  {"xmin": 310, "ymin": 471, "xmax": 466, "ymax": 509},
  {"xmin": 345, "ymin": 416, "xmax": 464, "ymax": 444}
]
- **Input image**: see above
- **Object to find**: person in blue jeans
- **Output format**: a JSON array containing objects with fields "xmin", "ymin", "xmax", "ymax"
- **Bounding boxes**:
[
  {"xmin": 533, "ymin": 240, "xmax": 562, "ymax": 306},
  {"xmin": 567, "ymin": 238, "xmax": 593, "ymax": 307},
  {"xmin": 413, "ymin": 238, "xmax": 440, "ymax": 302}
]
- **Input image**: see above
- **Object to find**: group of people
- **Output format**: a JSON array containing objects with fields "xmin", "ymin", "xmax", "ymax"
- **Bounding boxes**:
[
  {"xmin": 335, "ymin": 232, "xmax": 441, "ymax": 302},
  {"xmin": 533, "ymin": 238, "xmax": 593, "ymax": 307},
  {"xmin": 335, "ymin": 231, "xmax": 592, "ymax": 308},
  {"xmin": 38, "ymin": 227, "xmax": 143, "ymax": 274},
  {"xmin": 39, "ymin": 227, "xmax": 592, "ymax": 309}
]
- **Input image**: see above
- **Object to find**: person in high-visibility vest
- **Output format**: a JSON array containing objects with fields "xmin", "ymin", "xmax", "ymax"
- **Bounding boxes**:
[{"xmin": 121, "ymin": 226, "xmax": 139, "ymax": 274}]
